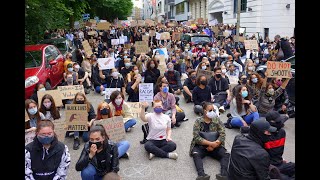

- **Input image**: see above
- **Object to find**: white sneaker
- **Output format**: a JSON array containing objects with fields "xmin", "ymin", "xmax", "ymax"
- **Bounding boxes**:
[
  {"xmin": 100, "ymin": 91, "xmax": 105, "ymax": 96},
  {"xmin": 168, "ymin": 152, "xmax": 178, "ymax": 160},
  {"xmin": 219, "ymin": 106, "xmax": 225, "ymax": 113},
  {"xmin": 126, "ymin": 127, "xmax": 131, "ymax": 132},
  {"xmin": 149, "ymin": 153, "xmax": 155, "ymax": 160}
]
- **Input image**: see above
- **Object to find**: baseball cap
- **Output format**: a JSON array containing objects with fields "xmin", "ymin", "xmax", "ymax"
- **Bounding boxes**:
[
  {"xmin": 265, "ymin": 111, "xmax": 284, "ymax": 123},
  {"xmin": 251, "ymin": 119, "xmax": 277, "ymax": 133}
]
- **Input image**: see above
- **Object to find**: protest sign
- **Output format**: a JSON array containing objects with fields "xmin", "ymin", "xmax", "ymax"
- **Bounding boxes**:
[
  {"xmin": 244, "ymin": 40, "xmax": 259, "ymax": 50},
  {"xmin": 149, "ymin": 30, "xmax": 156, "ymax": 37},
  {"xmin": 111, "ymin": 39, "xmax": 120, "ymax": 45},
  {"xmin": 157, "ymin": 55, "xmax": 166, "ymax": 65},
  {"xmin": 197, "ymin": 18, "xmax": 204, "ymax": 24},
  {"xmin": 82, "ymin": 40, "xmax": 93, "ymax": 56},
  {"xmin": 89, "ymin": 19, "xmax": 96, "ymax": 24},
  {"xmin": 126, "ymin": 102, "xmax": 142, "ymax": 119},
  {"xmin": 25, "ymin": 131, "xmax": 36, "ymax": 146},
  {"xmin": 160, "ymin": 32, "xmax": 171, "ymax": 40},
  {"xmin": 156, "ymin": 32, "xmax": 161, "ymax": 40},
  {"xmin": 37, "ymin": 90, "xmax": 63, "ymax": 107},
  {"xmin": 124, "ymin": 44, "xmax": 131, "ymax": 49},
  {"xmin": 96, "ymin": 22, "xmax": 110, "ymax": 30},
  {"xmin": 99, "ymin": 32, "xmax": 104, "ymax": 36},
  {"xmin": 57, "ymin": 85, "xmax": 85, "ymax": 100},
  {"xmin": 137, "ymin": 20, "xmax": 145, "ymax": 26},
  {"xmin": 52, "ymin": 119, "xmax": 67, "ymax": 142},
  {"xmin": 212, "ymin": 26, "xmax": 219, "ymax": 35},
  {"xmin": 238, "ymin": 36, "xmax": 246, "ymax": 42},
  {"xmin": 89, "ymin": 38, "xmax": 96, "ymax": 44},
  {"xmin": 135, "ymin": 41, "xmax": 149, "ymax": 54},
  {"xmin": 120, "ymin": 36, "xmax": 128, "ymax": 44},
  {"xmin": 93, "ymin": 116, "xmax": 125, "ymax": 142},
  {"xmin": 130, "ymin": 20, "xmax": 137, "ymax": 27},
  {"xmin": 153, "ymin": 48, "xmax": 168, "ymax": 59},
  {"xmin": 65, "ymin": 104, "xmax": 88, "ymax": 131},
  {"xmin": 168, "ymin": 22, "xmax": 175, "ymax": 27},
  {"xmin": 97, "ymin": 57, "xmax": 115, "ymax": 70},
  {"xmin": 223, "ymin": 31, "xmax": 230, "ymax": 37},
  {"xmin": 88, "ymin": 31, "xmax": 96, "ymax": 36},
  {"xmin": 266, "ymin": 61, "xmax": 291, "ymax": 78},
  {"xmin": 172, "ymin": 32, "xmax": 181, "ymax": 41},
  {"xmin": 158, "ymin": 64, "xmax": 167, "ymax": 76},
  {"xmin": 142, "ymin": 35, "xmax": 149, "ymax": 41},
  {"xmin": 228, "ymin": 75, "xmax": 239, "ymax": 85},
  {"xmin": 139, "ymin": 83, "xmax": 154, "ymax": 102},
  {"xmin": 196, "ymin": 69, "xmax": 213, "ymax": 81},
  {"xmin": 104, "ymin": 88, "xmax": 121, "ymax": 99}
]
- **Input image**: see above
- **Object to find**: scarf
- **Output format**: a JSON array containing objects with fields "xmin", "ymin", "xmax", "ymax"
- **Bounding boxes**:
[{"xmin": 112, "ymin": 100, "xmax": 123, "ymax": 116}]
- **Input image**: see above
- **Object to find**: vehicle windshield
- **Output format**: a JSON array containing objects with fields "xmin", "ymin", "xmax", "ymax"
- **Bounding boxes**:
[
  {"xmin": 55, "ymin": 42, "xmax": 67, "ymax": 53},
  {"xmin": 25, "ymin": 50, "xmax": 42, "ymax": 68},
  {"xmin": 191, "ymin": 36, "xmax": 211, "ymax": 43}
]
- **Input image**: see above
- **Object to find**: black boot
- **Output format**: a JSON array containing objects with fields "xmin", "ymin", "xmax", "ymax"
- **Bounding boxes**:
[
  {"xmin": 196, "ymin": 174, "xmax": 210, "ymax": 180},
  {"xmin": 73, "ymin": 138, "xmax": 80, "ymax": 150}
]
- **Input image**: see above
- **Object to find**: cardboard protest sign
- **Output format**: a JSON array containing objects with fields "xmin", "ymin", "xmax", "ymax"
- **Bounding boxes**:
[
  {"xmin": 172, "ymin": 32, "xmax": 181, "ymax": 40},
  {"xmin": 99, "ymin": 32, "xmax": 104, "ymax": 36},
  {"xmin": 228, "ymin": 75, "xmax": 239, "ymax": 85},
  {"xmin": 142, "ymin": 35, "xmax": 149, "ymax": 41},
  {"xmin": 89, "ymin": 38, "xmax": 96, "ymax": 44},
  {"xmin": 25, "ymin": 131, "xmax": 36, "ymax": 145},
  {"xmin": 197, "ymin": 18, "xmax": 204, "ymax": 24},
  {"xmin": 111, "ymin": 39, "xmax": 120, "ymax": 45},
  {"xmin": 88, "ymin": 31, "xmax": 96, "ymax": 36},
  {"xmin": 124, "ymin": 44, "xmax": 131, "ymax": 49},
  {"xmin": 97, "ymin": 57, "xmax": 115, "ymax": 70},
  {"xmin": 212, "ymin": 27, "xmax": 219, "ymax": 35},
  {"xmin": 266, "ymin": 61, "xmax": 291, "ymax": 78},
  {"xmin": 97, "ymin": 22, "xmax": 110, "ymax": 30},
  {"xmin": 52, "ymin": 119, "xmax": 67, "ymax": 142},
  {"xmin": 85, "ymin": 21, "xmax": 93, "ymax": 27},
  {"xmin": 37, "ymin": 90, "xmax": 63, "ymax": 107},
  {"xmin": 137, "ymin": 20, "xmax": 145, "ymax": 26},
  {"xmin": 93, "ymin": 116, "xmax": 125, "ymax": 142},
  {"xmin": 223, "ymin": 31, "xmax": 230, "ymax": 37},
  {"xmin": 196, "ymin": 69, "xmax": 213, "ymax": 81},
  {"xmin": 104, "ymin": 88, "xmax": 121, "ymax": 99},
  {"xmin": 25, "ymin": 109, "xmax": 30, "ymax": 122},
  {"xmin": 126, "ymin": 102, "xmax": 142, "ymax": 119},
  {"xmin": 244, "ymin": 40, "xmax": 259, "ymax": 50},
  {"xmin": 135, "ymin": 41, "xmax": 149, "ymax": 54},
  {"xmin": 130, "ymin": 21, "xmax": 137, "ymax": 27},
  {"xmin": 139, "ymin": 83, "xmax": 154, "ymax": 102},
  {"xmin": 149, "ymin": 30, "xmax": 156, "ymax": 37},
  {"xmin": 82, "ymin": 40, "xmax": 93, "ymax": 56},
  {"xmin": 145, "ymin": 19, "xmax": 155, "ymax": 26},
  {"xmin": 89, "ymin": 19, "xmax": 97, "ymax": 24},
  {"xmin": 168, "ymin": 22, "xmax": 175, "ymax": 27},
  {"xmin": 158, "ymin": 64, "xmax": 167, "ymax": 76},
  {"xmin": 238, "ymin": 36, "xmax": 246, "ymax": 42},
  {"xmin": 65, "ymin": 104, "xmax": 88, "ymax": 131},
  {"xmin": 160, "ymin": 32, "xmax": 171, "ymax": 40},
  {"xmin": 157, "ymin": 55, "xmax": 166, "ymax": 65},
  {"xmin": 156, "ymin": 32, "xmax": 161, "ymax": 40},
  {"xmin": 57, "ymin": 85, "xmax": 85, "ymax": 100}
]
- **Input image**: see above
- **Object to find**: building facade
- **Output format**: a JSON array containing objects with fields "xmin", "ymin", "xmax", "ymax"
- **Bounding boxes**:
[
  {"xmin": 174, "ymin": 0, "xmax": 189, "ymax": 22},
  {"xmin": 207, "ymin": 0, "xmax": 295, "ymax": 38},
  {"xmin": 189, "ymin": 0, "xmax": 208, "ymax": 20}
]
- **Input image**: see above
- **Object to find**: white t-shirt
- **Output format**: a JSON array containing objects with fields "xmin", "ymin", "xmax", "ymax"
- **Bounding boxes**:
[{"xmin": 145, "ymin": 113, "xmax": 171, "ymax": 140}]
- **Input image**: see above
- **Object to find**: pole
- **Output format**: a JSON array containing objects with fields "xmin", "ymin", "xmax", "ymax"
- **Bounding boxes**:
[{"xmin": 236, "ymin": 0, "xmax": 241, "ymax": 43}]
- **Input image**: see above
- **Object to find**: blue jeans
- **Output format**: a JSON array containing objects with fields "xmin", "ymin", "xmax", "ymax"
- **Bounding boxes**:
[
  {"xmin": 74, "ymin": 131, "xmax": 89, "ymax": 142},
  {"xmin": 117, "ymin": 140, "xmax": 130, "ymax": 158},
  {"xmin": 180, "ymin": 63, "xmax": 186, "ymax": 73},
  {"xmin": 230, "ymin": 112, "xmax": 260, "ymax": 127},
  {"xmin": 124, "ymin": 119, "xmax": 137, "ymax": 131},
  {"xmin": 95, "ymin": 84, "xmax": 108, "ymax": 93},
  {"xmin": 81, "ymin": 163, "xmax": 103, "ymax": 180}
]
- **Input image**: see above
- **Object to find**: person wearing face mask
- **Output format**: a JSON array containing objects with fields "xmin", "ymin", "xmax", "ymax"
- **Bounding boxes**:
[
  {"xmin": 126, "ymin": 65, "xmax": 139, "ymax": 83},
  {"xmin": 264, "ymin": 111, "xmax": 295, "ymax": 180},
  {"xmin": 190, "ymin": 102, "xmax": 229, "ymax": 180},
  {"xmin": 228, "ymin": 85, "xmax": 259, "ymax": 128},
  {"xmin": 192, "ymin": 76, "xmax": 213, "ymax": 115},
  {"xmin": 232, "ymin": 74, "xmax": 254, "ymax": 98},
  {"xmin": 245, "ymin": 62, "xmax": 255, "ymax": 77},
  {"xmin": 220, "ymin": 65, "xmax": 230, "ymax": 84},
  {"xmin": 248, "ymin": 73, "xmax": 263, "ymax": 104},
  {"xmin": 39, "ymin": 94, "xmax": 61, "ymax": 121},
  {"xmin": 164, "ymin": 62, "xmax": 183, "ymax": 95},
  {"xmin": 272, "ymin": 78, "xmax": 290, "ymax": 116},
  {"xmin": 126, "ymin": 74, "xmax": 142, "ymax": 102},
  {"xmin": 25, "ymin": 120, "xmax": 71, "ymax": 180},
  {"xmin": 109, "ymin": 90, "xmax": 137, "ymax": 132},
  {"xmin": 140, "ymin": 101, "xmax": 178, "ymax": 160},
  {"xmin": 30, "ymin": 83, "xmax": 46, "ymax": 104},
  {"xmin": 144, "ymin": 59, "xmax": 160, "ymax": 84},
  {"xmin": 64, "ymin": 52, "xmax": 73, "ymax": 73},
  {"xmin": 91, "ymin": 56, "xmax": 108, "ymax": 96},
  {"xmin": 170, "ymin": 55, "xmax": 182, "ymax": 75},
  {"xmin": 73, "ymin": 62, "xmax": 91, "ymax": 93},
  {"xmin": 154, "ymin": 81, "xmax": 186, "ymax": 128},
  {"xmin": 120, "ymin": 58, "xmax": 133, "ymax": 83},
  {"xmin": 227, "ymin": 119, "xmax": 277, "ymax": 180},
  {"xmin": 89, "ymin": 102, "xmax": 130, "ymax": 159},
  {"xmin": 76, "ymin": 124, "xmax": 119, "ymax": 179},
  {"xmin": 183, "ymin": 70, "xmax": 197, "ymax": 103},
  {"xmin": 106, "ymin": 68, "xmax": 126, "ymax": 97},
  {"xmin": 70, "ymin": 92, "xmax": 96, "ymax": 150},
  {"xmin": 25, "ymin": 99, "xmax": 46, "ymax": 132},
  {"xmin": 257, "ymin": 72, "xmax": 291, "ymax": 117}
]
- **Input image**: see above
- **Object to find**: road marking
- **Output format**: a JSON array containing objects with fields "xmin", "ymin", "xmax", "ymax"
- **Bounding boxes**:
[{"xmin": 122, "ymin": 164, "xmax": 151, "ymax": 178}]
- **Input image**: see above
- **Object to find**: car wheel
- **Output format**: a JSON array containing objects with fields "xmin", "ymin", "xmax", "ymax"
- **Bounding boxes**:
[{"xmin": 45, "ymin": 82, "xmax": 52, "ymax": 90}]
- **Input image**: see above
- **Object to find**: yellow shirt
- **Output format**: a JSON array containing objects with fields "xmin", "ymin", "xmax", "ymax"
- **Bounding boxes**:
[{"xmin": 64, "ymin": 59, "xmax": 73, "ymax": 73}]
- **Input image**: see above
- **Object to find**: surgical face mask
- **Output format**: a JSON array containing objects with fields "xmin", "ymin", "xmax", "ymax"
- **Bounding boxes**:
[
  {"xmin": 221, "ymin": 69, "xmax": 227, "ymax": 74},
  {"xmin": 241, "ymin": 90, "xmax": 248, "ymax": 98},
  {"xmin": 67, "ymin": 78, "xmax": 73, "ymax": 84},
  {"xmin": 201, "ymin": 66, "xmax": 207, "ymax": 70},
  {"xmin": 43, "ymin": 102, "xmax": 52, "ymax": 109},
  {"xmin": 68, "ymin": 68, "xmax": 73, "ymax": 72},
  {"xmin": 125, "ymin": 63, "xmax": 131, "ymax": 67},
  {"xmin": 115, "ymin": 98, "xmax": 123, "ymax": 106},
  {"xmin": 248, "ymin": 66, "xmax": 254, "ymax": 71},
  {"xmin": 162, "ymin": 86, "xmax": 169, "ymax": 93},
  {"xmin": 124, "ymin": 56, "xmax": 128, "ymax": 59},
  {"xmin": 255, "ymin": 60, "xmax": 260, "ymax": 64},
  {"xmin": 199, "ymin": 45, "xmax": 202, "ymax": 48},
  {"xmin": 134, "ymin": 70, "xmax": 139, "ymax": 74},
  {"xmin": 252, "ymin": 78, "xmax": 258, "ymax": 83},
  {"xmin": 267, "ymin": 88, "xmax": 275, "ymax": 96},
  {"xmin": 100, "ymin": 108, "xmax": 109, "ymax": 115},
  {"xmin": 37, "ymin": 135, "xmax": 54, "ymax": 145},
  {"xmin": 168, "ymin": 67, "xmax": 174, "ymax": 71},
  {"xmin": 111, "ymin": 72, "xmax": 119, "ymax": 78},
  {"xmin": 28, "ymin": 107, "xmax": 38, "ymax": 115},
  {"xmin": 150, "ymin": 64, "xmax": 155, "ymax": 68},
  {"xmin": 124, "ymin": 51, "xmax": 128, "ymax": 54},
  {"xmin": 39, "ymin": 88, "xmax": 46, "ymax": 91},
  {"xmin": 154, "ymin": 107, "xmax": 163, "ymax": 114},
  {"xmin": 206, "ymin": 110, "xmax": 217, "ymax": 119}
]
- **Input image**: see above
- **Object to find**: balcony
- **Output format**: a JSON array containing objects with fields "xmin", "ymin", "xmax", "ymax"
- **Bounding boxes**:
[{"xmin": 167, "ymin": 0, "xmax": 175, "ymax": 5}]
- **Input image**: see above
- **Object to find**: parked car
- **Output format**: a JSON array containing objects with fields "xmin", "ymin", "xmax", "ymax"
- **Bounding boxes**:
[
  {"xmin": 25, "ymin": 44, "xmax": 65, "ymax": 99},
  {"xmin": 256, "ymin": 55, "xmax": 295, "ymax": 103},
  {"xmin": 38, "ymin": 38, "xmax": 76, "ymax": 61},
  {"xmin": 181, "ymin": 33, "xmax": 213, "ymax": 46}
]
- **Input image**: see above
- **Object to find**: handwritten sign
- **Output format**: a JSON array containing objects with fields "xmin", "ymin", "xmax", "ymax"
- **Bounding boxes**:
[
  {"xmin": 142, "ymin": 35, "xmax": 149, "ymax": 41},
  {"xmin": 25, "ymin": 131, "xmax": 36, "ymax": 146},
  {"xmin": 135, "ymin": 41, "xmax": 149, "ymax": 54},
  {"xmin": 149, "ymin": 30, "xmax": 156, "ymax": 37},
  {"xmin": 97, "ymin": 57, "xmax": 115, "ymax": 70},
  {"xmin": 172, "ymin": 32, "xmax": 181, "ymax": 41},
  {"xmin": 120, "ymin": 36, "xmax": 128, "ymax": 44},
  {"xmin": 126, "ymin": 102, "xmax": 142, "ymax": 118},
  {"xmin": 238, "ymin": 36, "xmax": 246, "ymax": 42},
  {"xmin": 93, "ymin": 116, "xmax": 125, "ymax": 142},
  {"xmin": 37, "ymin": 90, "xmax": 63, "ymax": 107},
  {"xmin": 168, "ymin": 22, "xmax": 175, "ymax": 27},
  {"xmin": 25, "ymin": 109, "xmax": 30, "ymax": 122},
  {"xmin": 196, "ymin": 69, "xmax": 213, "ymax": 81},
  {"xmin": 104, "ymin": 88, "xmax": 121, "ymax": 99},
  {"xmin": 57, "ymin": 85, "xmax": 85, "ymax": 100},
  {"xmin": 65, "ymin": 104, "xmax": 88, "ymax": 131},
  {"xmin": 139, "ymin": 83, "xmax": 154, "ymax": 102},
  {"xmin": 82, "ymin": 40, "xmax": 93, "ymax": 56},
  {"xmin": 137, "ymin": 20, "xmax": 145, "ymax": 26},
  {"xmin": 111, "ymin": 39, "xmax": 120, "ymax": 46},
  {"xmin": 52, "ymin": 119, "xmax": 67, "ymax": 142},
  {"xmin": 160, "ymin": 32, "xmax": 171, "ymax": 40},
  {"xmin": 88, "ymin": 31, "xmax": 96, "ymax": 36},
  {"xmin": 244, "ymin": 40, "xmax": 259, "ymax": 50},
  {"xmin": 266, "ymin": 61, "xmax": 291, "ymax": 78},
  {"xmin": 96, "ymin": 22, "xmax": 110, "ymax": 30},
  {"xmin": 130, "ymin": 21, "xmax": 137, "ymax": 27},
  {"xmin": 156, "ymin": 32, "xmax": 161, "ymax": 40}
]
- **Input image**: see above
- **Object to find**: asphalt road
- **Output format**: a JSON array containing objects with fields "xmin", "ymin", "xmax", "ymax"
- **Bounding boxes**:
[{"xmin": 62, "ymin": 76, "xmax": 295, "ymax": 180}]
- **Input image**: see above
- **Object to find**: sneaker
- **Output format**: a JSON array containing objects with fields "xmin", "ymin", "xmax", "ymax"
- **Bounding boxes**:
[
  {"xmin": 183, "ymin": 118, "xmax": 189, "ymax": 121},
  {"xmin": 126, "ymin": 127, "xmax": 131, "ymax": 132},
  {"xmin": 73, "ymin": 138, "xmax": 80, "ymax": 150},
  {"xmin": 149, "ymin": 153, "xmax": 155, "ymax": 160},
  {"xmin": 168, "ymin": 152, "xmax": 178, "ymax": 160},
  {"xmin": 175, "ymin": 121, "xmax": 182, "ymax": 127},
  {"xmin": 196, "ymin": 174, "xmax": 210, "ymax": 180},
  {"xmin": 121, "ymin": 152, "xmax": 129, "ymax": 159},
  {"xmin": 215, "ymin": 174, "xmax": 227, "ymax": 180},
  {"xmin": 219, "ymin": 106, "xmax": 225, "ymax": 113},
  {"xmin": 140, "ymin": 139, "xmax": 148, "ymax": 144},
  {"xmin": 100, "ymin": 91, "xmax": 105, "ymax": 96}
]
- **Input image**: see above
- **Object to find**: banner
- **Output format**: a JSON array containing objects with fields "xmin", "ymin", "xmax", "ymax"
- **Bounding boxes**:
[
  {"xmin": 244, "ymin": 40, "xmax": 259, "ymax": 50},
  {"xmin": 266, "ymin": 61, "xmax": 292, "ymax": 78},
  {"xmin": 93, "ymin": 116, "xmax": 125, "ymax": 142},
  {"xmin": 97, "ymin": 57, "xmax": 115, "ymax": 70},
  {"xmin": 65, "ymin": 104, "xmax": 88, "ymax": 131},
  {"xmin": 57, "ymin": 85, "xmax": 85, "ymax": 100},
  {"xmin": 104, "ymin": 88, "xmax": 121, "ymax": 99},
  {"xmin": 139, "ymin": 83, "xmax": 154, "ymax": 102},
  {"xmin": 37, "ymin": 90, "xmax": 63, "ymax": 107}
]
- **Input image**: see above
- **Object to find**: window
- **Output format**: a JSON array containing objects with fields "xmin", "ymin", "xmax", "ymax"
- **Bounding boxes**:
[
  {"xmin": 234, "ymin": 0, "xmax": 247, "ymax": 13},
  {"xmin": 25, "ymin": 50, "xmax": 42, "ymax": 68},
  {"xmin": 264, "ymin": 28, "xmax": 269, "ymax": 40},
  {"xmin": 176, "ymin": 2, "xmax": 185, "ymax": 15}
]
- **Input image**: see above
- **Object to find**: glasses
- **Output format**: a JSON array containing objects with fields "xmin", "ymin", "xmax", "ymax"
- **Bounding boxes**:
[{"xmin": 38, "ymin": 132, "xmax": 54, "ymax": 137}]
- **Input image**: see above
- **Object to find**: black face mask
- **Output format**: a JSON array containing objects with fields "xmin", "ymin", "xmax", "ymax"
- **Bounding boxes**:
[
  {"xmin": 89, "ymin": 141, "xmax": 103, "ymax": 149},
  {"xmin": 242, "ymin": 79, "xmax": 247, "ymax": 84},
  {"xmin": 191, "ymin": 75, "xmax": 197, "ymax": 80},
  {"xmin": 215, "ymin": 74, "xmax": 222, "ymax": 79},
  {"xmin": 100, "ymin": 108, "xmax": 109, "ymax": 115},
  {"xmin": 76, "ymin": 100, "xmax": 85, "ymax": 104},
  {"xmin": 200, "ymin": 80, "xmax": 207, "ymax": 86}
]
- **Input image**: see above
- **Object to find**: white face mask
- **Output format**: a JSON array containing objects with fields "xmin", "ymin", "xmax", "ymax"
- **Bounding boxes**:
[
  {"xmin": 111, "ymin": 72, "xmax": 119, "ymax": 78},
  {"xmin": 206, "ymin": 110, "xmax": 217, "ymax": 119},
  {"xmin": 134, "ymin": 70, "xmax": 139, "ymax": 74},
  {"xmin": 221, "ymin": 69, "xmax": 227, "ymax": 74},
  {"xmin": 201, "ymin": 66, "xmax": 207, "ymax": 70},
  {"xmin": 115, "ymin": 98, "xmax": 122, "ymax": 106},
  {"xmin": 248, "ymin": 66, "xmax": 254, "ymax": 71}
]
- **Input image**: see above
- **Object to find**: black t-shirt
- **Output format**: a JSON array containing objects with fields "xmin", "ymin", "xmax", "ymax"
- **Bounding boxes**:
[
  {"xmin": 107, "ymin": 77, "xmax": 124, "ymax": 88},
  {"xmin": 203, "ymin": 122, "xmax": 210, "ymax": 132},
  {"xmin": 77, "ymin": 68, "xmax": 86, "ymax": 79},
  {"xmin": 208, "ymin": 77, "xmax": 229, "ymax": 95},
  {"xmin": 183, "ymin": 78, "xmax": 196, "ymax": 91},
  {"xmin": 120, "ymin": 66, "xmax": 133, "ymax": 79}
]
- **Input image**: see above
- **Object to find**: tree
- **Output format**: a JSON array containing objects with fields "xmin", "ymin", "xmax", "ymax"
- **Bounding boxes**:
[{"xmin": 94, "ymin": 0, "xmax": 133, "ymax": 21}]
